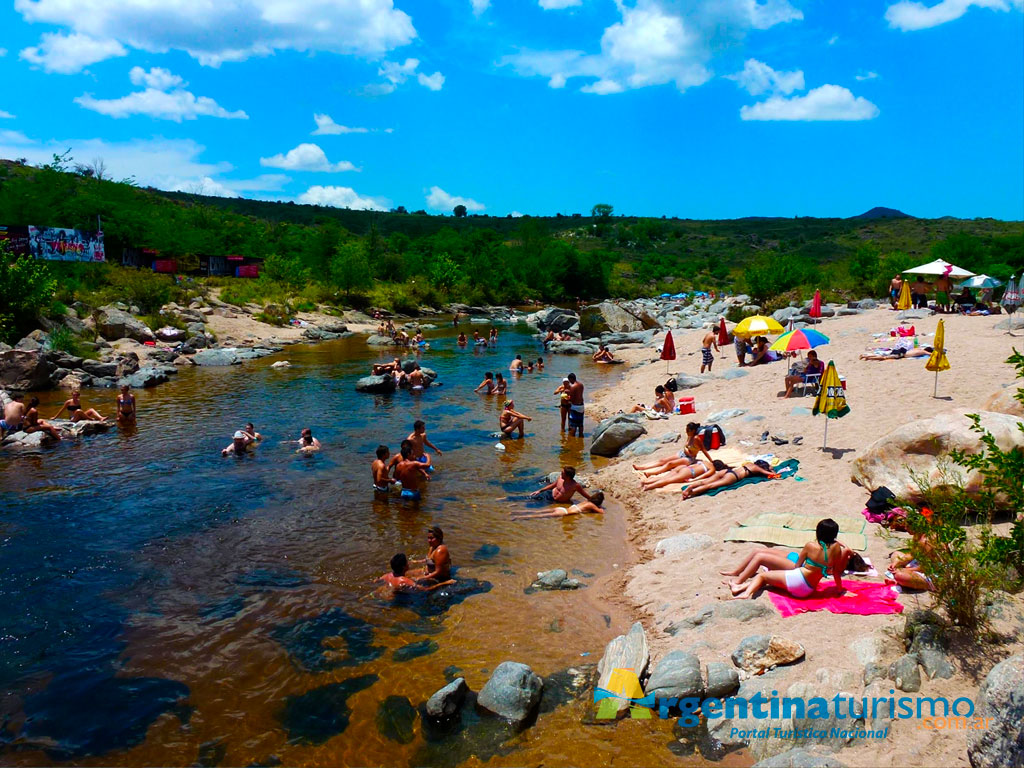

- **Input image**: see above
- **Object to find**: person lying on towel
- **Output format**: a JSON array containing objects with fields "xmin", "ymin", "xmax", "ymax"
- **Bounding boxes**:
[
  {"xmin": 681, "ymin": 459, "xmax": 775, "ymax": 499},
  {"xmin": 721, "ymin": 518, "xmax": 854, "ymax": 600}
]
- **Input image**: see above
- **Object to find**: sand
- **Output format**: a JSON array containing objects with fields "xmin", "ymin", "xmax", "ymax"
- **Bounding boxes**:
[{"xmin": 587, "ymin": 307, "xmax": 1024, "ymax": 766}]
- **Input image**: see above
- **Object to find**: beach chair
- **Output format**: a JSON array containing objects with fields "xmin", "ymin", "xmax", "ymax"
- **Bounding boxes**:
[{"xmin": 794, "ymin": 371, "xmax": 821, "ymax": 397}]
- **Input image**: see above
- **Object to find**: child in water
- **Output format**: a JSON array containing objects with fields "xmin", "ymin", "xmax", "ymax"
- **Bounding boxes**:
[{"xmin": 376, "ymin": 553, "xmax": 454, "ymax": 594}]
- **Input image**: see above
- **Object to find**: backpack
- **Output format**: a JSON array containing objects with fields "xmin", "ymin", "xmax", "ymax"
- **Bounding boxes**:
[
  {"xmin": 664, "ymin": 377, "xmax": 679, "ymax": 392},
  {"xmin": 698, "ymin": 424, "xmax": 725, "ymax": 450},
  {"xmin": 866, "ymin": 486, "xmax": 896, "ymax": 514}
]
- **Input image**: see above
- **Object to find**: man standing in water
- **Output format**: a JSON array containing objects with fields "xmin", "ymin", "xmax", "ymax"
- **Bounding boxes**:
[
  {"xmin": 394, "ymin": 441, "xmax": 431, "ymax": 501},
  {"xmin": 410, "ymin": 526, "xmax": 452, "ymax": 584},
  {"xmin": 566, "ymin": 372, "xmax": 585, "ymax": 437},
  {"xmin": 700, "ymin": 328, "xmax": 719, "ymax": 373},
  {"xmin": 372, "ymin": 445, "xmax": 395, "ymax": 494},
  {"xmin": 407, "ymin": 419, "xmax": 442, "ymax": 469},
  {"xmin": 510, "ymin": 354, "xmax": 524, "ymax": 373}
]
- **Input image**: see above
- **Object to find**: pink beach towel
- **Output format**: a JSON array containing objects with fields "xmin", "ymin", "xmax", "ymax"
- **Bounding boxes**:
[{"xmin": 768, "ymin": 581, "xmax": 904, "ymax": 618}]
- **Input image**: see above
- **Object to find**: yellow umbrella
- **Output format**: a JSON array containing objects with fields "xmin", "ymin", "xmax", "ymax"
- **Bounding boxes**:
[
  {"xmin": 926, "ymin": 319, "xmax": 950, "ymax": 397},
  {"xmin": 812, "ymin": 360, "xmax": 849, "ymax": 449},
  {"xmin": 733, "ymin": 315, "xmax": 785, "ymax": 338},
  {"xmin": 897, "ymin": 279, "xmax": 912, "ymax": 311}
]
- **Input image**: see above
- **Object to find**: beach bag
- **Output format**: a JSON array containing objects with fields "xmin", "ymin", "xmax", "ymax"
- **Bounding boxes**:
[
  {"xmin": 698, "ymin": 424, "xmax": 725, "ymax": 450},
  {"xmin": 664, "ymin": 377, "xmax": 678, "ymax": 392},
  {"xmin": 866, "ymin": 486, "xmax": 896, "ymax": 514}
]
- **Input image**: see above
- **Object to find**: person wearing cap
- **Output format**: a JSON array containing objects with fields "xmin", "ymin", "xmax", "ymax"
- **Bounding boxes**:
[
  {"xmin": 499, "ymin": 400, "xmax": 532, "ymax": 439},
  {"xmin": 554, "ymin": 378, "xmax": 572, "ymax": 432},
  {"xmin": 222, "ymin": 423, "xmax": 262, "ymax": 456}
]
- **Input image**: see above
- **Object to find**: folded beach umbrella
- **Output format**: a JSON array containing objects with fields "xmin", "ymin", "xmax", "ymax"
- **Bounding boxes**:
[
  {"xmin": 926, "ymin": 319, "xmax": 950, "ymax": 398},
  {"xmin": 812, "ymin": 361, "xmax": 849, "ymax": 450},
  {"xmin": 661, "ymin": 329, "xmax": 676, "ymax": 373},
  {"xmin": 769, "ymin": 328, "xmax": 830, "ymax": 353},
  {"xmin": 717, "ymin": 317, "xmax": 729, "ymax": 357},
  {"xmin": 896, "ymin": 279, "xmax": 912, "ymax": 312},
  {"xmin": 733, "ymin": 315, "xmax": 785, "ymax": 338},
  {"xmin": 809, "ymin": 289, "xmax": 822, "ymax": 323}
]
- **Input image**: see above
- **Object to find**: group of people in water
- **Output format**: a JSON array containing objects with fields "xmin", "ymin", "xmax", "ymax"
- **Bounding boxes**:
[{"xmin": 1, "ymin": 385, "xmax": 139, "ymax": 442}]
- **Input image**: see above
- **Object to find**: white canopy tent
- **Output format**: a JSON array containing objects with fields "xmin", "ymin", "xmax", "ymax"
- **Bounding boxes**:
[{"xmin": 903, "ymin": 258, "xmax": 976, "ymax": 278}]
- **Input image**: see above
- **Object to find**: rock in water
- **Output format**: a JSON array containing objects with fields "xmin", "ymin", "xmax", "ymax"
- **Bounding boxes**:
[
  {"xmin": 392, "ymin": 639, "xmax": 439, "ymax": 662},
  {"xmin": 0, "ymin": 349, "xmax": 55, "ymax": 390},
  {"xmin": 476, "ymin": 661, "xmax": 543, "ymax": 728},
  {"xmin": 596, "ymin": 622, "xmax": 649, "ymax": 718},
  {"xmin": 547, "ymin": 341, "xmax": 597, "ymax": 355},
  {"xmin": 425, "ymin": 677, "xmax": 468, "ymax": 724},
  {"xmin": 271, "ymin": 361, "xmax": 291, "ymax": 369},
  {"xmin": 376, "ymin": 696, "xmax": 417, "ymax": 744},
  {"xmin": 355, "ymin": 374, "xmax": 397, "ymax": 394},
  {"xmin": 852, "ymin": 412, "xmax": 1024, "ymax": 506},
  {"xmin": 968, "ymin": 654, "xmax": 1024, "ymax": 768},
  {"xmin": 731, "ymin": 635, "xmax": 805, "ymax": 673},
  {"xmin": 645, "ymin": 651, "xmax": 704, "ymax": 700},
  {"xmin": 193, "ymin": 348, "xmax": 242, "ymax": 366},
  {"xmin": 590, "ymin": 414, "xmax": 647, "ymax": 457}
]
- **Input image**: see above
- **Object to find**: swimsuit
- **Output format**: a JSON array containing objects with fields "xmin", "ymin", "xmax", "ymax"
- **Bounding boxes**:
[
  {"xmin": 0, "ymin": 419, "xmax": 23, "ymax": 433},
  {"xmin": 400, "ymin": 488, "xmax": 421, "ymax": 500},
  {"xmin": 67, "ymin": 404, "xmax": 80, "ymax": 413},
  {"xmin": 784, "ymin": 568, "xmax": 814, "ymax": 597},
  {"xmin": 568, "ymin": 404, "xmax": 584, "ymax": 427},
  {"xmin": 701, "ymin": 347, "xmax": 713, "ymax": 366}
]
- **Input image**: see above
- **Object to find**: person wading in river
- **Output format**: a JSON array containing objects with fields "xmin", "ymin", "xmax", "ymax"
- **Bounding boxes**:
[
  {"xmin": 409, "ymin": 526, "xmax": 452, "ymax": 584},
  {"xmin": 393, "ymin": 441, "xmax": 431, "ymax": 501},
  {"xmin": 566, "ymin": 372, "xmax": 585, "ymax": 437}
]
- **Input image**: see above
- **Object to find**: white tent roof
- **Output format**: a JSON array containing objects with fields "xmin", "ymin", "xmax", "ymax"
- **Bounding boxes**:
[{"xmin": 903, "ymin": 258, "xmax": 976, "ymax": 278}]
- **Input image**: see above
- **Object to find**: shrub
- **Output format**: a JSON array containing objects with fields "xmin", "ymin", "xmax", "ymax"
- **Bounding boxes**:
[
  {"xmin": 95, "ymin": 268, "xmax": 177, "ymax": 313},
  {"xmin": 50, "ymin": 300, "xmax": 68, "ymax": 316},
  {"xmin": 0, "ymin": 242, "xmax": 57, "ymax": 344}
]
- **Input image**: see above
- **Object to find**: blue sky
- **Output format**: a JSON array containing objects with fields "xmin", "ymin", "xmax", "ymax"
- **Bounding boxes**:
[{"xmin": 0, "ymin": 0, "xmax": 1021, "ymax": 219}]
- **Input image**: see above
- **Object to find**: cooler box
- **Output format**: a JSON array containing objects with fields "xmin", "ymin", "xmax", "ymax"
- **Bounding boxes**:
[
  {"xmin": 677, "ymin": 397, "xmax": 696, "ymax": 415},
  {"xmin": 840, "ymin": 376, "xmax": 847, "ymax": 390}
]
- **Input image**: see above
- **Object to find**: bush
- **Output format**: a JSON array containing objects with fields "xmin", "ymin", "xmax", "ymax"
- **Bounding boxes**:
[
  {"xmin": 94, "ymin": 268, "xmax": 178, "ymax": 313},
  {"xmin": 0, "ymin": 242, "xmax": 57, "ymax": 344}
]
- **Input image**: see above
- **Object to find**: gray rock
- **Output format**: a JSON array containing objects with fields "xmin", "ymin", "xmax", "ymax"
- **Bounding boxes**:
[
  {"xmin": 721, "ymin": 368, "xmax": 749, "ymax": 380},
  {"xmin": 155, "ymin": 327, "xmax": 187, "ymax": 342},
  {"xmin": 717, "ymin": 601, "xmax": 773, "ymax": 623},
  {"xmin": 646, "ymin": 651, "xmax": 703, "ymax": 699},
  {"xmin": 596, "ymin": 623, "xmax": 649, "ymax": 718},
  {"xmin": 476, "ymin": 661, "xmax": 543, "ymax": 728},
  {"xmin": 580, "ymin": 302, "xmax": 658, "ymax": 336},
  {"xmin": 531, "ymin": 307, "xmax": 579, "ymax": 333},
  {"xmin": 753, "ymin": 747, "xmax": 847, "ymax": 767},
  {"xmin": 81, "ymin": 359, "xmax": 118, "ymax": 377},
  {"xmin": 186, "ymin": 334, "xmax": 208, "ymax": 349},
  {"xmin": 193, "ymin": 348, "xmax": 242, "ymax": 366},
  {"xmin": 968, "ymin": 654, "xmax": 1024, "ymax": 768},
  {"xmin": 732, "ymin": 635, "xmax": 805, "ymax": 673},
  {"xmin": 670, "ymin": 374, "xmax": 705, "ymax": 389},
  {"xmin": 1, "ymin": 430, "xmax": 53, "ymax": 450},
  {"xmin": 899, "ymin": 308, "xmax": 934, "ymax": 319},
  {"xmin": 660, "ymin": 431, "xmax": 680, "ymax": 443},
  {"xmin": 707, "ymin": 408, "xmax": 746, "ymax": 422},
  {"xmin": 531, "ymin": 569, "xmax": 581, "ymax": 590},
  {"xmin": 863, "ymin": 663, "xmax": 888, "ymax": 686},
  {"xmin": 95, "ymin": 306, "xmax": 155, "ymax": 342},
  {"xmin": 425, "ymin": 677, "xmax": 468, "ymax": 723},
  {"xmin": 119, "ymin": 366, "xmax": 170, "ymax": 389},
  {"xmin": 621, "ymin": 438, "xmax": 660, "ymax": 456},
  {"xmin": 301, "ymin": 328, "xmax": 343, "ymax": 341},
  {"xmin": 855, "ymin": 298, "xmax": 878, "ymax": 310},
  {"xmin": 355, "ymin": 374, "xmax": 397, "ymax": 394},
  {"xmin": 600, "ymin": 330, "xmax": 657, "ymax": 345},
  {"xmin": 366, "ymin": 334, "xmax": 396, "ymax": 346},
  {"xmin": 889, "ymin": 654, "xmax": 921, "ymax": 692},
  {"xmin": 654, "ymin": 533, "xmax": 714, "ymax": 557},
  {"xmin": 590, "ymin": 414, "xmax": 646, "ymax": 457},
  {"xmin": 916, "ymin": 648, "xmax": 954, "ymax": 680},
  {"xmin": 835, "ymin": 308, "xmax": 862, "ymax": 316},
  {"xmin": 772, "ymin": 307, "xmax": 801, "ymax": 323},
  {"xmin": 44, "ymin": 350, "xmax": 85, "ymax": 369},
  {"xmin": 15, "ymin": 329, "xmax": 48, "ymax": 351},
  {"xmin": 705, "ymin": 662, "xmax": 740, "ymax": 698},
  {"xmin": 0, "ymin": 350, "xmax": 55, "ymax": 390},
  {"xmin": 547, "ymin": 341, "xmax": 597, "ymax": 355}
]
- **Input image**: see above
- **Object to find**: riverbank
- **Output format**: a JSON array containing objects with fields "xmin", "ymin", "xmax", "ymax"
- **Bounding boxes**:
[{"xmin": 586, "ymin": 308, "xmax": 1024, "ymax": 766}]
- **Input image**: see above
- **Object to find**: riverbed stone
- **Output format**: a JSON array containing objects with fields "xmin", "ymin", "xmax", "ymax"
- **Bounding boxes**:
[
  {"xmin": 376, "ymin": 695, "xmax": 417, "ymax": 744},
  {"xmin": 355, "ymin": 374, "xmax": 397, "ymax": 394},
  {"xmin": 590, "ymin": 414, "xmax": 646, "ymax": 457},
  {"xmin": 530, "ymin": 569, "xmax": 581, "ymax": 591},
  {"xmin": 731, "ymin": 635, "xmax": 805, "ymax": 673},
  {"xmin": 425, "ymin": 677, "xmax": 468, "ymax": 724},
  {"xmin": 654, "ymin": 533, "xmax": 714, "ymax": 557},
  {"xmin": 547, "ymin": 341, "xmax": 597, "ymax": 355},
  {"xmin": 646, "ymin": 651, "xmax": 703, "ymax": 699},
  {"xmin": 596, "ymin": 622, "xmax": 649, "ymax": 718},
  {"xmin": 889, "ymin": 654, "xmax": 921, "ymax": 692},
  {"xmin": 753, "ymin": 747, "xmax": 847, "ymax": 767},
  {"xmin": 476, "ymin": 661, "xmax": 543, "ymax": 728},
  {"xmin": 118, "ymin": 366, "xmax": 171, "ymax": 389},
  {"xmin": 0, "ymin": 349, "xmax": 56, "ymax": 390},
  {"xmin": 95, "ymin": 306, "xmax": 155, "ymax": 342},
  {"xmin": 968, "ymin": 654, "xmax": 1024, "ymax": 768},
  {"xmin": 705, "ymin": 662, "xmax": 740, "ymax": 699},
  {"xmin": 193, "ymin": 348, "xmax": 242, "ymax": 366}
]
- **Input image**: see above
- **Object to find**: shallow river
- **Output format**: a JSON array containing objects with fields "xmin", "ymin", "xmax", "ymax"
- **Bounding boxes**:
[{"xmin": 1, "ymin": 322, "xmax": 733, "ymax": 767}]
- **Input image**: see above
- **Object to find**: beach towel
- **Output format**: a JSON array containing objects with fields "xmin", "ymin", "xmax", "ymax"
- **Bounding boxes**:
[
  {"xmin": 702, "ymin": 458, "xmax": 800, "ymax": 497},
  {"xmin": 744, "ymin": 512, "xmax": 865, "ymax": 535},
  {"xmin": 768, "ymin": 581, "xmax": 903, "ymax": 618},
  {"xmin": 725, "ymin": 510, "xmax": 869, "ymax": 551}
]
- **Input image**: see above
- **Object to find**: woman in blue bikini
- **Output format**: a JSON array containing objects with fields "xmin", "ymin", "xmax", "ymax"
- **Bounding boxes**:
[{"xmin": 722, "ymin": 518, "xmax": 853, "ymax": 599}]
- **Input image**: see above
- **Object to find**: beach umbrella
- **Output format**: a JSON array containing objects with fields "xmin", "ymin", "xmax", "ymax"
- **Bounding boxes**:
[
  {"xmin": 717, "ymin": 317, "xmax": 728, "ymax": 358},
  {"xmin": 957, "ymin": 274, "xmax": 1002, "ymax": 290},
  {"xmin": 926, "ymin": 319, "xmax": 950, "ymax": 398},
  {"xmin": 769, "ymin": 328, "xmax": 830, "ymax": 353},
  {"xmin": 809, "ymin": 289, "xmax": 822, "ymax": 324},
  {"xmin": 903, "ymin": 258, "xmax": 976, "ymax": 278},
  {"xmin": 812, "ymin": 361, "xmax": 849, "ymax": 450},
  {"xmin": 1001, "ymin": 275, "xmax": 1020, "ymax": 334},
  {"xmin": 733, "ymin": 315, "xmax": 785, "ymax": 338},
  {"xmin": 661, "ymin": 330, "xmax": 676, "ymax": 373}
]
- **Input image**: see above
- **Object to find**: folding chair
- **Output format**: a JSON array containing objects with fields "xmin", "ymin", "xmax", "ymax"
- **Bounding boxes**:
[{"xmin": 795, "ymin": 372, "xmax": 821, "ymax": 397}]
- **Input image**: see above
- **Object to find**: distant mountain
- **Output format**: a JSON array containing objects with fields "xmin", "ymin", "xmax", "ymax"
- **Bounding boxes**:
[{"xmin": 851, "ymin": 207, "xmax": 912, "ymax": 220}]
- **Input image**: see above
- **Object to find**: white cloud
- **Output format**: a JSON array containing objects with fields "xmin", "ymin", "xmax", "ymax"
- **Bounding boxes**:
[
  {"xmin": 298, "ymin": 185, "xmax": 388, "ymax": 210},
  {"xmin": 471, "ymin": 0, "xmax": 491, "ymax": 14},
  {"xmin": 20, "ymin": 32, "xmax": 126, "ymax": 74},
  {"xmin": 728, "ymin": 58, "xmax": 804, "ymax": 95},
  {"xmin": 505, "ymin": 0, "xmax": 802, "ymax": 95},
  {"xmin": 828, "ymin": 34, "xmax": 839, "ymax": 44},
  {"xmin": 75, "ymin": 89, "xmax": 247, "ymax": 121},
  {"xmin": 14, "ymin": 0, "xmax": 416, "ymax": 70},
  {"xmin": 372, "ymin": 57, "xmax": 444, "ymax": 93},
  {"xmin": 0, "ymin": 48, "xmax": 7, "ymax": 57},
  {"xmin": 0, "ymin": 110, "xmax": 14, "ymax": 119},
  {"xmin": 312, "ymin": 113, "xmax": 370, "ymax": 135},
  {"xmin": 539, "ymin": 0, "xmax": 583, "ymax": 8},
  {"xmin": 855, "ymin": 71, "xmax": 879, "ymax": 81},
  {"xmin": 427, "ymin": 186, "xmax": 485, "ymax": 212},
  {"xmin": 885, "ymin": 0, "xmax": 1021, "ymax": 31},
  {"xmin": 740, "ymin": 84, "xmax": 880, "ymax": 121},
  {"xmin": 129, "ymin": 65, "xmax": 183, "ymax": 90},
  {"xmin": 260, "ymin": 143, "xmax": 357, "ymax": 172},
  {"xmin": 0, "ymin": 129, "xmax": 32, "ymax": 144},
  {"xmin": 509, "ymin": 210, "xmax": 524, "ymax": 217},
  {"xmin": 168, "ymin": 173, "xmax": 290, "ymax": 198},
  {"xmin": 417, "ymin": 71, "xmax": 445, "ymax": 90}
]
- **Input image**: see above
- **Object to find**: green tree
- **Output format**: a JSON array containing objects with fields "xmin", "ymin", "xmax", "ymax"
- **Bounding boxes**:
[
  {"xmin": 453, "ymin": 205, "xmax": 467, "ymax": 218},
  {"xmin": 429, "ymin": 252, "xmax": 461, "ymax": 290},
  {"xmin": 849, "ymin": 243, "xmax": 880, "ymax": 290},
  {"xmin": 330, "ymin": 240, "xmax": 371, "ymax": 295},
  {"xmin": 591, "ymin": 203, "xmax": 613, "ymax": 218},
  {"xmin": 0, "ymin": 242, "xmax": 57, "ymax": 344},
  {"xmin": 932, "ymin": 232, "xmax": 989, "ymax": 274}
]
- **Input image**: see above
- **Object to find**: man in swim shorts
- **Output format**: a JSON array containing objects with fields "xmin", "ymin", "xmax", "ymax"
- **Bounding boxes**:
[
  {"xmin": 510, "ymin": 354, "xmax": 524, "ymax": 372},
  {"xmin": 407, "ymin": 419, "xmax": 442, "ymax": 469},
  {"xmin": 700, "ymin": 329, "xmax": 718, "ymax": 373},
  {"xmin": 407, "ymin": 363, "xmax": 426, "ymax": 391},
  {"xmin": 566, "ymin": 373, "xmax": 585, "ymax": 437},
  {"xmin": 889, "ymin": 275, "xmax": 903, "ymax": 309},
  {"xmin": 372, "ymin": 445, "xmax": 395, "ymax": 494},
  {"xmin": 394, "ymin": 442, "xmax": 431, "ymax": 500},
  {"xmin": 1, "ymin": 392, "xmax": 26, "ymax": 436},
  {"xmin": 530, "ymin": 465, "xmax": 595, "ymax": 505}
]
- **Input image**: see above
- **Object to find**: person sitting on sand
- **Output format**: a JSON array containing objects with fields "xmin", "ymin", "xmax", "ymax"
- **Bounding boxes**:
[
  {"xmin": 530, "ymin": 465, "xmax": 595, "ymax": 505},
  {"xmin": 748, "ymin": 337, "xmax": 772, "ymax": 366},
  {"xmin": 409, "ymin": 526, "xmax": 452, "ymax": 583},
  {"xmin": 859, "ymin": 346, "xmax": 933, "ymax": 361},
  {"xmin": 723, "ymin": 518, "xmax": 853, "ymax": 600},
  {"xmin": 222, "ymin": 423, "xmax": 262, "ymax": 456},
  {"xmin": 681, "ymin": 459, "xmax": 776, "ymax": 499},
  {"xmin": 457, "ymin": 332, "xmax": 468, "ymax": 346},
  {"xmin": 23, "ymin": 397, "xmax": 61, "ymax": 441},
  {"xmin": 640, "ymin": 458, "xmax": 728, "ymax": 491},
  {"xmin": 52, "ymin": 389, "xmax": 106, "ymax": 423},
  {"xmin": 592, "ymin": 344, "xmax": 615, "ymax": 363},
  {"xmin": 512, "ymin": 491, "xmax": 606, "ymax": 520},
  {"xmin": 372, "ymin": 445, "xmax": 395, "ymax": 495},
  {"xmin": 499, "ymin": 400, "xmax": 532, "ymax": 438},
  {"xmin": 494, "ymin": 372, "xmax": 507, "ymax": 395},
  {"xmin": 116, "ymin": 384, "xmax": 137, "ymax": 425},
  {"xmin": 782, "ymin": 350, "xmax": 824, "ymax": 398},
  {"xmin": 474, "ymin": 371, "xmax": 496, "ymax": 394},
  {"xmin": 392, "ymin": 441, "xmax": 431, "ymax": 500},
  {"xmin": 283, "ymin": 427, "xmax": 321, "ymax": 453},
  {"xmin": 377, "ymin": 553, "xmax": 453, "ymax": 594},
  {"xmin": 887, "ymin": 532, "xmax": 934, "ymax": 591},
  {"xmin": 630, "ymin": 385, "xmax": 674, "ymax": 414},
  {"xmin": 633, "ymin": 423, "xmax": 713, "ymax": 473}
]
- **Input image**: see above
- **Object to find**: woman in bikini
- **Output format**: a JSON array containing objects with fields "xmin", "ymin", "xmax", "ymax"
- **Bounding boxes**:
[
  {"xmin": 512, "ymin": 491, "xmax": 605, "ymax": 520},
  {"xmin": 52, "ymin": 389, "xmax": 106, "ymax": 422},
  {"xmin": 723, "ymin": 518, "xmax": 852, "ymax": 600},
  {"xmin": 23, "ymin": 397, "xmax": 61, "ymax": 441},
  {"xmin": 681, "ymin": 459, "xmax": 775, "ymax": 499},
  {"xmin": 633, "ymin": 423, "xmax": 713, "ymax": 474},
  {"xmin": 554, "ymin": 379, "xmax": 572, "ymax": 432},
  {"xmin": 116, "ymin": 385, "xmax": 137, "ymax": 426},
  {"xmin": 641, "ymin": 459, "xmax": 727, "ymax": 491}
]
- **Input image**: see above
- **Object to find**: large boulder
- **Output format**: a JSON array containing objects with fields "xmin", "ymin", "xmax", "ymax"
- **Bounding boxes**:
[
  {"xmin": 1, "ymin": 430, "xmax": 53, "ymax": 450},
  {"xmin": 645, "ymin": 651, "xmax": 704, "ymax": 700},
  {"xmin": 985, "ymin": 387, "xmax": 1024, "ymax": 418},
  {"xmin": 580, "ymin": 302, "xmax": 658, "ymax": 336},
  {"xmin": 95, "ymin": 306, "xmax": 155, "ymax": 342},
  {"xmin": 366, "ymin": 335, "xmax": 396, "ymax": 347},
  {"xmin": 81, "ymin": 359, "xmax": 118, "ymax": 378},
  {"xmin": 355, "ymin": 375, "xmax": 397, "ymax": 394},
  {"xmin": 0, "ymin": 350, "xmax": 56, "ymax": 390},
  {"xmin": 596, "ymin": 622, "xmax": 649, "ymax": 718},
  {"xmin": 590, "ymin": 414, "xmax": 646, "ymax": 457},
  {"xmin": 731, "ymin": 635, "xmax": 805, "ymax": 673},
  {"xmin": 968, "ymin": 654, "xmax": 1024, "ymax": 768},
  {"xmin": 119, "ymin": 366, "xmax": 172, "ymax": 389},
  {"xmin": 547, "ymin": 341, "xmax": 597, "ymax": 355},
  {"xmin": 530, "ymin": 307, "xmax": 579, "ymax": 333},
  {"xmin": 193, "ymin": 348, "xmax": 242, "ymax": 366},
  {"xmin": 851, "ymin": 411, "xmax": 1024, "ymax": 505},
  {"xmin": 476, "ymin": 661, "xmax": 543, "ymax": 728}
]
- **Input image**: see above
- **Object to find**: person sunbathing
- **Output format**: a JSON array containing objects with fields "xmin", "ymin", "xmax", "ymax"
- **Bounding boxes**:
[
  {"xmin": 512, "ymin": 491, "xmax": 605, "ymax": 520},
  {"xmin": 681, "ymin": 459, "xmax": 775, "ymax": 499},
  {"xmin": 859, "ymin": 346, "xmax": 933, "ymax": 361},
  {"xmin": 887, "ymin": 532, "xmax": 934, "ymax": 591},
  {"xmin": 640, "ymin": 459, "xmax": 727, "ymax": 491},
  {"xmin": 723, "ymin": 518, "xmax": 853, "ymax": 599},
  {"xmin": 632, "ymin": 423, "xmax": 712, "ymax": 473}
]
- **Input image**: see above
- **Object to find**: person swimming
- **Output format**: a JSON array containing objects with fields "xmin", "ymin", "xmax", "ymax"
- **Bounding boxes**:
[
  {"xmin": 474, "ymin": 372, "xmax": 496, "ymax": 394},
  {"xmin": 372, "ymin": 444, "xmax": 395, "ymax": 494},
  {"xmin": 222, "ymin": 423, "xmax": 262, "ymax": 456},
  {"xmin": 377, "ymin": 552, "xmax": 454, "ymax": 594}
]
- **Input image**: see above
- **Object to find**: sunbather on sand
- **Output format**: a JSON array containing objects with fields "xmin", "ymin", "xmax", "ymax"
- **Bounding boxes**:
[
  {"xmin": 887, "ymin": 532, "xmax": 934, "ymax": 591},
  {"xmin": 859, "ymin": 346, "xmax": 933, "ymax": 361},
  {"xmin": 640, "ymin": 459, "xmax": 727, "ymax": 491},
  {"xmin": 723, "ymin": 518, "xmax": 853, "ymax": 599},
  {"xmin": 681, "ymin": 459, "xmax": 775, "ymax": 499},
  {"xmin": 632, "ymin": 423, "xmax": 711, "ymax": 473}
]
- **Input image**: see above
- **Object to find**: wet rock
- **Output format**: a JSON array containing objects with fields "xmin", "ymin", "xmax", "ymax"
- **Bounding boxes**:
[
  {"xmin": 476, "ymin": 662, "xmax": 543, "ymax": 728},
  {"xmin": 355, "ymin": 374, "xmax": 397, "ymax": 394},
  {"xmin": 393, "ymin": 639, "xmax": 439, "ymax": 662},
  {"xmin": 273, "ymin": 608, "xmax": 384, "ymax": 672},
  {"xmin": 1, "ymin": 429, "xmax": 53, "ymax": 450},
  {"xmin": 376, "ymin": 695, "xmax": 417, "ymax": 744},
  {"xmin": 194, "ymin": 348, "xmax": 243, "ymax": 366},
  {"xmin": 646, "ymin": 651, "xmax": 704, "ymax": 699},
  {"xmin": 425, "ymin": 677, "xmax": 469, "ymax": 724},
  {"xmin": 968, "ymin": 654, "xmax": 1024, "ymax": 768},
  {"xmin": 119, "ymin": 366, "xmax": 171, "ymax": 389},
  {"xmin": 527, "ymin": 569, "xmax": 582, "ymax": 592},
  {"xmin": 366, "ymin": 334, "xmax": 396, "ymax": 346},
  {"xmin": 654, "ymin": 534, "xmax": 714, "ymax": 557},
  {"xmin": 889, "ymin": 654, "xmax": 921, "ymax": 692},
  {"xmin": 731, "ymin": 635, "xmax": 805, "ymax": 673},
  {"xmin": 95, "ymin": 306, "xmax": 155, "ymax": 342},
  {"xmin": 705, "ymin": 662, "xmax": 740, "ymax": 698},
  {"xmin": 753, "ymin": 747, "xmax": 847, "ymax": 767},
  {"xmin": 0, "ymin": 349, "xmax": 55, "ymax": 390},
  {"xmin": 280, "ymin": 675, "xmax": 378, "ymax": 745},
  {"xmin": 590, "ymin": 413, "xmax": 646, "ymax": 457},
  {"xmin": 473, "ymin": 544, "xmax": 500, "ymax": 560},
  {"xmin": 547, "ymin": 341, "xmax": 597, "ymax": 355},
  {"xmin": 596, "ymin": 622, "xmax": 649, "ymax": 718},
  {"xmin": 196, "ymin": 738, "xmax": 226, "ymax": 767}
]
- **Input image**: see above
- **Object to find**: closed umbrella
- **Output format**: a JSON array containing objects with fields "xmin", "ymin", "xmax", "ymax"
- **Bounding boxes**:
[
  {"xmin": 1002, "ymin": 275, "xmax": 1020, "ymax": 334},
  {"xmin": 717, "ymin": 318, "xmax": 729, "ymax": 358},
  {"xmin": 661, "ymin": 330, "xmax": 676, "ymax": 373},
  {"xmin": 733, "ymin": 315, "xmax": 785, "ymax": 338},
  {"xmin": 812, "ymin": 361, "xmax": 849, "ymax": 450},
  {"xmin": 926, "ymin": 319, "xmax": 950, "ymax": 398},
  {"xmin": 896, "ymin": 279, "xmax": 912, "ymax": 313},
  {"xmin": 769, "ymin": 328, "xmax": 830, "ymax": 353},
  {"xmin": 809, "ymin": 289, "xmax": 822, "ymax": 324}
]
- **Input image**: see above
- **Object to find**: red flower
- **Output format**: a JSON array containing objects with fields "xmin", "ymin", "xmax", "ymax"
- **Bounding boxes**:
[{"xmin": 921, "ymin": 507, "xmax": 934, "ymax": 521}]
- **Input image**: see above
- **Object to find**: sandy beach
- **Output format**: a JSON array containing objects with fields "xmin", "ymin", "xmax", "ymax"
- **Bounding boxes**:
[{"xmin": 587, "ymin": 307, "xmax": 1023, "ymax": 766}]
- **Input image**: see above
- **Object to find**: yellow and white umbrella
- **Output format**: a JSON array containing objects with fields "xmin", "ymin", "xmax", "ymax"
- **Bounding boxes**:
[
  {"xmin": 812, "ymin": 360, "xmax": 849, "ymax": 449},
  {"xmin": 925, "ymin": 319, "xmax": 950, "ymax": 398},
  {"xmin": 733, "ymin": 315, "xmax": 785, "ymax": 338}
]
